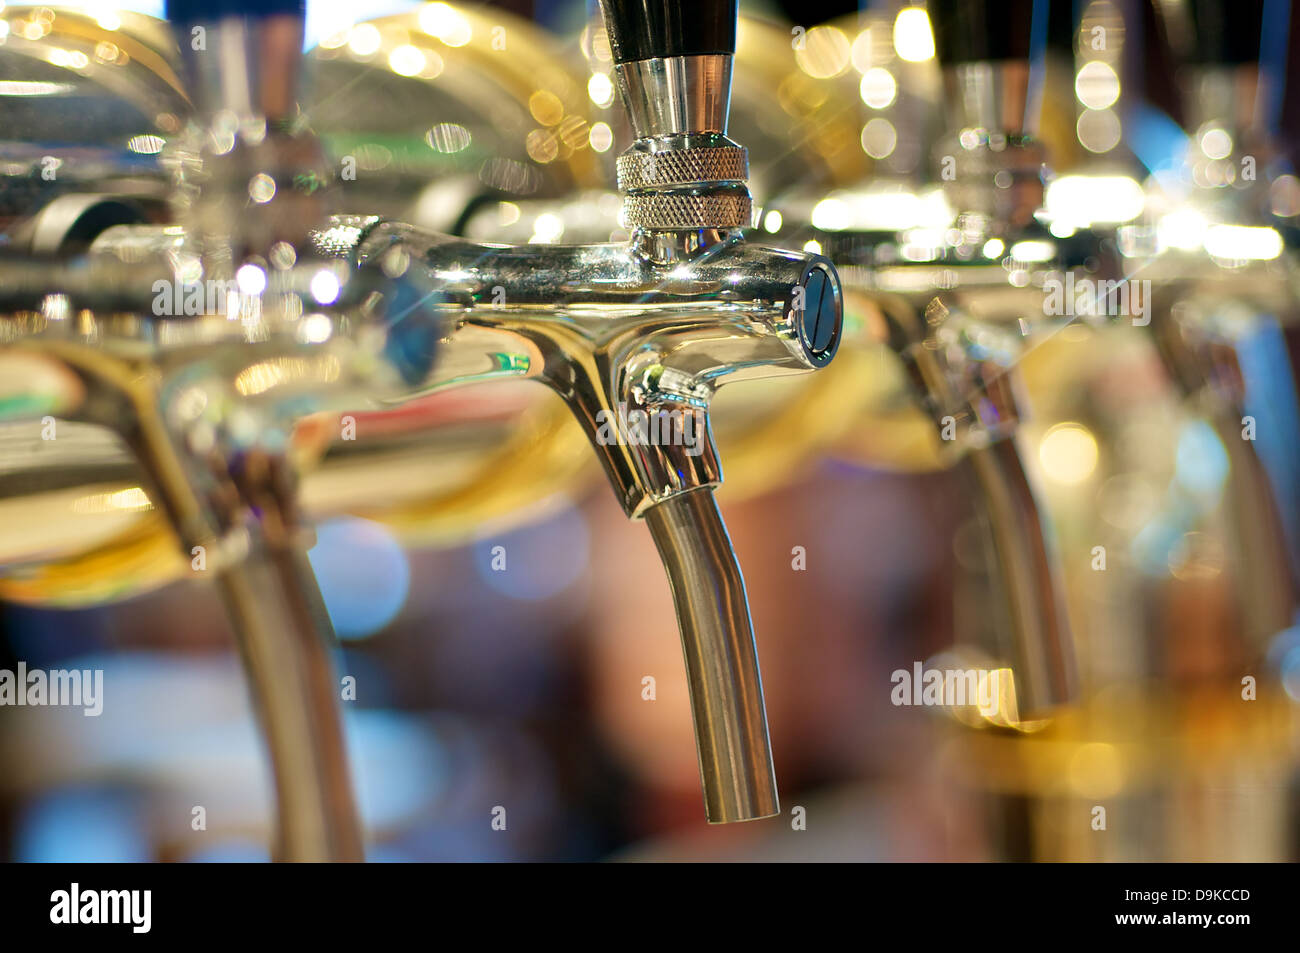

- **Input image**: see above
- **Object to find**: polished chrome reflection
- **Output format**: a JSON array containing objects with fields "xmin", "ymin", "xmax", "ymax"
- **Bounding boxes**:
[
  {"xmin": 318, "ymin": 218, "xmax": 837, "ymax": 516},
  {"xmin": 645, "ymin": 489, "xmax": 778, "ymax": 822},
  {"xmin": 616, "ymin": 54, "xmax": 732, "ymax": 138}
]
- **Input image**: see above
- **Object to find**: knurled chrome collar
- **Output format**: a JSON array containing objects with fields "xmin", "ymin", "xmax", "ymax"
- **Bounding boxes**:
[
  {"xmin": 618, "ymin": 143, "xmax": 752, "ymax": 230},
  {"xmin": 616, "ymin": 145, "xmax": 748, "ymax": 190},
  {"xmin": 622, "ymin": 193, "xmax": 752, "ymax": 231}
]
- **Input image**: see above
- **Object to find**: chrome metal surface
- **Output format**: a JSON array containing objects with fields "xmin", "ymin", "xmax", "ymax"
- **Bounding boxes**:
[
  {"xmin": 616, "ymin": 133, "xmax": 752, "ymax": 231},
  {"xmin": 933, "ymin": 62, "xmax": 1046, "ymax": 230},
  {"xmin": 0, "ymin": 2, "xmax": 845, "ymax": 836},
  {"xmin": 940, "ymin": 0, "xmax": 1300, "ymax": 861},
  {"xmin": 165, "ymin": 13, "xmax": 319, "ymax": 270},
  {"xmin": 644, "ymin": 489, "xmax": 778, "ymax": 822},
  {"xmin": 214, "ymin": 546, "xmax": 364, "ymax": 862},
  {"xmin": 0, "ymin": 6, "xmax": 186, "ymax": 236},
  {"xmin": 0, "ymin": 336, "xmax": 371, "ymax": 860},
  {"xmin": 301, "ymin": 9, "xmax": 844, "ymax": 822},
  {"xmin": 305, "ymin": 5, "xmax": 607, "ymax": 228},
  {"xmin": 944, "ymin": 61, "xmax": 1037, "ymax": 139},
  {"xmin": 831, "ymin": 253, "xmax": 1080, "ymax": 719},
  {"xmin": 962, "ymin": 439, "xmax": 1076, "ymax": 717},
  {"xmin": 129, "ymin": 420, "xmax": 364, "ymax": 863},
  {"xmin": 621, "ymin": 189, "xmax": 751, "ymax": 229},
  {"xmin": 1094, "ymin": 38, "xmax": 1300, "ymax": 654},
  {"xmin": 1127, "ymin": 255, "xmax": 1300, "ymax": 647},
  {"xmin": 326, "ymin": 177, "xmax": 840, "ymax": 820},
  {"xmin": 173, "ymin": 13, "xmax": 302, "ymax": 125},
  {"xmin": 615, "ymin": 54, "xmax": 732, "ymax": 138},
  {"xmin": 325, "ymin": 219, "xmax": 841, "ymax": 518},
  {"xmin": 615, "ymin": 144, "xmax": 748, "ymax": 190},
  {"xmin": 771, "ymin": 26, "xmax": 1078, "ymax": 719}
]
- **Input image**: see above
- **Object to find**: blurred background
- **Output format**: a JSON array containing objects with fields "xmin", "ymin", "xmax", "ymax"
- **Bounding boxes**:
[{"xmin": 1, "ymin": 0, "xmax": 1299, "ymax": 861}]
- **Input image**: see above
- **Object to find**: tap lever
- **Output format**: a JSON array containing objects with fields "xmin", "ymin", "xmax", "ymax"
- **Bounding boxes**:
[
  {"xmin": 929, "ymin": 0, "xmax": 1036, "ymax": 65},
  {"xmin": 599, "ymin": 0, "xmax": 737, "ymax": 64},
  {"xmin": 1187, "ymin": 0, "xmax": 1264, "ymax": 65},
  {"xmin": 600, "ymin": 0, "xmax": 736, "ymax": 139},
  {"xmin": 165, "ymin": 0, "xmax": 307, "ymax": 122},
  {"xmin": 927, "ymin": 0, "xmax": 1047, "ymax": 228}
]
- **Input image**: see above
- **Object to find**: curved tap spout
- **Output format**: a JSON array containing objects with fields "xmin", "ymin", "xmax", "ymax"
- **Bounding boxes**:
[{"xmin": 645, "ymin": 490, "xmax": 778, "ymax": 822}]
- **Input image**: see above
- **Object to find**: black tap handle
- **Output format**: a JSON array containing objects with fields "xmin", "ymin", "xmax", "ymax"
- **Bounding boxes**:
[
  {"xmin": 929, "ymin": 0, "xmax": 1037, "ymax": 64},
  {"xmin": 165, "ymin": 0, "xmax": 303, "ymax": 22},
  {"xmin": 1045, "ymin": 0, "xmax": 1077, "ymax": 56},
  {"xmin": 1187, "ymin": 0, "xmax": 1264, "ymax": 65},
  {"xmin": 164, "ymin": 0, "xmax": 306, "ymax": 121},
  {"xmin": 598, "ymin": 0, "xmax": 737, "ymax": 65}
]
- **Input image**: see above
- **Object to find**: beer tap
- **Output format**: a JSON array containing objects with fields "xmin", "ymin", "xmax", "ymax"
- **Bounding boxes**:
[
  {"xmin": 1128, "ymin": 0, "xmax": 1300, "ymax": 649},
  {"xmin": 926, "ymin": 0, "xmax": 1080, "ymax": 720},
  {"xmin": 769, "ymin": 0, "xmax": 1077, "ymax": 721},
  {"xmin": 935, "ymin": 0, "xmax": 1300, "ymax": 861},
  {"xmin": 0, "ymin": 0, "xmax": 447, "ymax": 860},
  {"xmin": 0, "ymin": 4, "xmax": 609, "ymax": 597},
  {"xmin": 316, "ymin": 0, "xmax": 844, "ymax": 823}
]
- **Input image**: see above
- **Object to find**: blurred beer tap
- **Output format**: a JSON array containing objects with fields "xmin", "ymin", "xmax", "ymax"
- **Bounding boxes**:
[
  {"xmin": 998, "ymin": 0, "xmax": 1297, "ymax": 673},
  {"xmin": 0, "ymin": 5, "xmax": 186, "ymax": 247},
  {"xmin": 917, "ymin": 0, "xmax": 1077, "ymax": 721},
  {"xmin": 0, "ymin": 0, "xmax": 450, "ymax": 860},
  {"xmin": 0, "ymin": 4, "xmax": 597, "ymax": 606},
  {"xmin": 296, "ymin": 5, "xmax": 608, "ymax": 547},
  {"xmin": 315, "ymin": 0, "xmax": 844, "ymax": 823},
  {"xmin": 759, "ymin": 0, "xmax": 1077, "ymax": 722},
  {"xmin": 1123, "ymin": 0, "xmax": 1300, "ymax": 649},
  {"xmin": 938, "ymin": 0, "xmax": 1300, "ymax": 862}
]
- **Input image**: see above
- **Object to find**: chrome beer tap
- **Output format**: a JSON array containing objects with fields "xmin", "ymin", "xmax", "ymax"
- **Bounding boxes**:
[
  {"xmin": 890, "ymin": 0, "xmax": 1074, "ymax": 722},
  {"xmin": 1126, "ymin": 0, "xmax": 1300, "ymax": 648},
  {"xmin": 922, "ymin": 0, "xmax": 1078, "ymax": 719},
  {"xmin": 769, "ymin": 0, "xmax": 1077, "ymax": 721},
  {"xmin": 935, "ymin": 0, "xmax": 1300, "ymax": 861},
  {"xmin": 317, "ymin": 0, "xmax": 844, "ymax": 823},
  {"xmin": 0, "ymin": 0, "xmax": 447, "ymax": 860}
]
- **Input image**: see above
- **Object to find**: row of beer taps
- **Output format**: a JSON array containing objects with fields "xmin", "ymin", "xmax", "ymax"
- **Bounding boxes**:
[{"xmin": 0, "ymin": 0, "xmax": 1297, "ymax": 860}]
